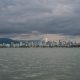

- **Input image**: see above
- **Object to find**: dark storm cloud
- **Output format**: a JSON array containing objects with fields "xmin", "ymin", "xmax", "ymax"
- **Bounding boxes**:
[{"xmin": 0, "ymin": 0, "xmax": 80, "ymax": 36}]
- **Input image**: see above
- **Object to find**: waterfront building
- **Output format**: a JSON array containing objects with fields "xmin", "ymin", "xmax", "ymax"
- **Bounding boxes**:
[
  {"xmin": 6, "ymin": 44, "xmax": 10, "ymax": 47},
  {"xmin": 20, "ymin": 42, "xmax": 23, "ymax": 47}
]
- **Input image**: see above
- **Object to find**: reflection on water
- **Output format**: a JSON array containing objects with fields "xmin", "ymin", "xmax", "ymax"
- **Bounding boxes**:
[{"xmin": 0, "ymin": 48, "xmax": 80, "ymax": 80}]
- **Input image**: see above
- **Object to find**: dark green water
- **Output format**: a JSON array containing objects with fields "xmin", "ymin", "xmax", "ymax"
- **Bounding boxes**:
[{"xmin": 0, "ymin": 48, "xmax": 80, "ymax": 80}]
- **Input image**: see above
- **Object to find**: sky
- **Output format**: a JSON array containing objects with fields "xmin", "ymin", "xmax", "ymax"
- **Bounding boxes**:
[{"xmin": 0, "ymin": 0, "xmax": 80, "ymax": 41}]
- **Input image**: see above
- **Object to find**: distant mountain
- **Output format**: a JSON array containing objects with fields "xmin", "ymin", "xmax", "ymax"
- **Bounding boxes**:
[{"xmin": 0, "ymin": 38, "xmax": 19, "ymax": 44}]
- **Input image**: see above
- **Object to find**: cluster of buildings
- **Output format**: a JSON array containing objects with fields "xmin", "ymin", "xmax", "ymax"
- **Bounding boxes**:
[{"xmin": 0, "ymin": 38, "xmax": 80, "ymax": 48}]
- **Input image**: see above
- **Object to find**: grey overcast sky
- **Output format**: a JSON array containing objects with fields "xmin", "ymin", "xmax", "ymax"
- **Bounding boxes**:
[{"xmin": 0, "ymin": 0, "xmax": 80, "ymax": 36}]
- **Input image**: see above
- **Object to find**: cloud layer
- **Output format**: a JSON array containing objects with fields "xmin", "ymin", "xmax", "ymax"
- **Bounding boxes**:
[{"xmin": 0, "ymin": 0, "xmax": 80, "ymax": 36}]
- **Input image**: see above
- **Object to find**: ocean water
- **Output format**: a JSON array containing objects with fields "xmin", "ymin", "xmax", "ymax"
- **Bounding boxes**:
[{"xmin": 0, "ymin": 48, "xmax": 80, "ymax": 80}]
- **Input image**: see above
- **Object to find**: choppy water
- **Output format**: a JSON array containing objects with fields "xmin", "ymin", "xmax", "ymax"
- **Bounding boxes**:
[{"xmin": 0, "ymin": 48, "xmax": 80, "ymax": 80}]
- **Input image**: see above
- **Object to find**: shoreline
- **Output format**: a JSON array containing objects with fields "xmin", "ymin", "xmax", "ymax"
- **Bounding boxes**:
[{"xmin": 0, "ymin": 46, "xmax": 80, "ymax": 48}]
